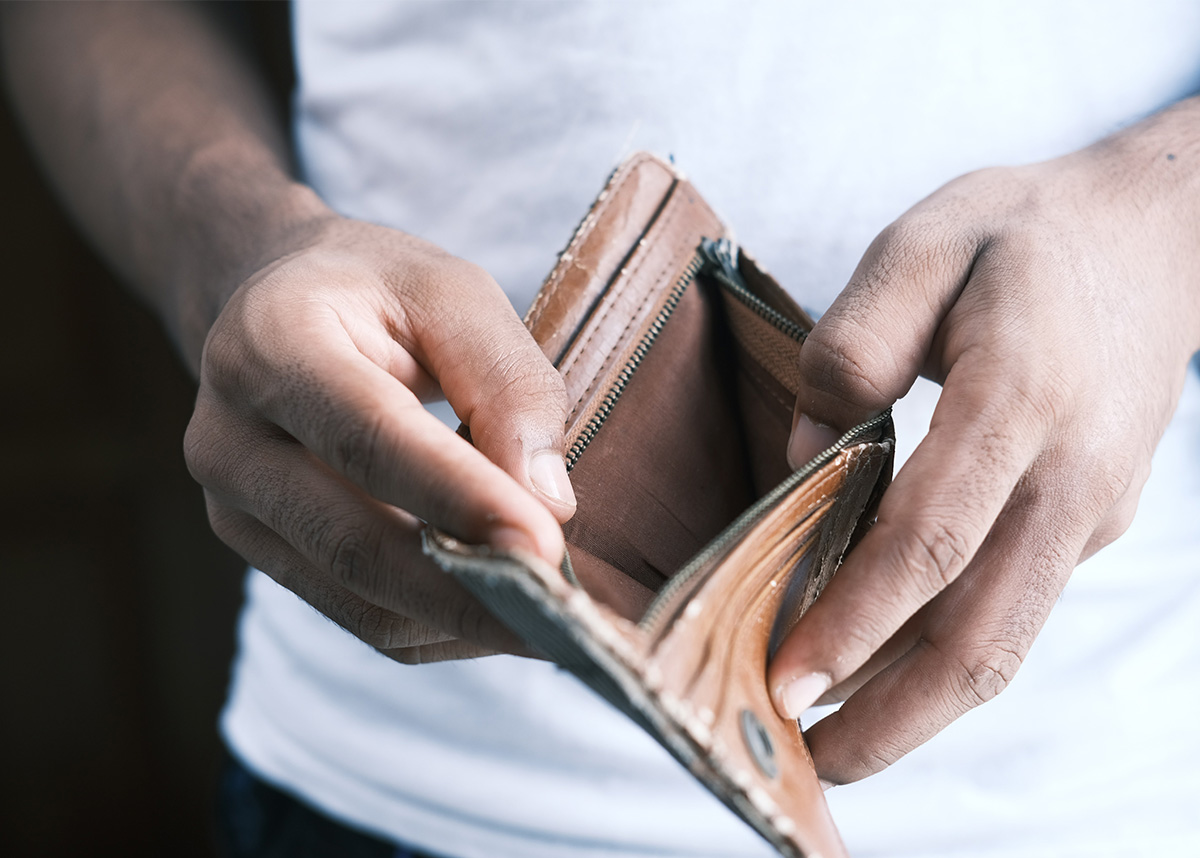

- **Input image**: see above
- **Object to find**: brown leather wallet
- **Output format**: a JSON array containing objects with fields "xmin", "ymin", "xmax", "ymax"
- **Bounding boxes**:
[{"xmin": 424, "ymin": 152, "xmax": 894, "ymax": 858}]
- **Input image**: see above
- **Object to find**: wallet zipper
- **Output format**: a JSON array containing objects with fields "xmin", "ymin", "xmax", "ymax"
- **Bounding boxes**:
[
  {"xmin": 562, "ymin": 234, "xmax": 888, "ymax": 624},
  {"xmin": 698, "ymin": 237, "xmax": 808, "ymax": 343},
  {"xmin": 565, "ymin": 252, "xmax": 706, "ymax": 470},
  {"xmin": 564, "ymin": 239, "xmax": 807, "ymax": 471},
  {"xmin": 639, "ymin": 409, "xmax": 893, "ymax": 633}
]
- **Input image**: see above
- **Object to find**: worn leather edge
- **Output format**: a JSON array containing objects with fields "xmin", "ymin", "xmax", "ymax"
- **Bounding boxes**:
[
  {"xmin": 422, "ymin": 527, "xmax": 832, "ymax": 858},
  {"xmin": 525, "ymin": 152, "xmax": 678, "ymax": 365},
  {"xmin": 553, "ymin": 168, "xmax": 727, "ymax": 447},
  {"xmin": 421, "ymin": 442, "xmax": 894, "ymax": 858},
  {"xmin": 422, "ymin": 151, "xmax": 898, "ymax": 858}
]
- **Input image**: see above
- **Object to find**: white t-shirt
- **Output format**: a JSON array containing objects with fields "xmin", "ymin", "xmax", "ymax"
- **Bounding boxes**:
[{"xmin": 222, "ymin": 3, "xmax": 1200, "ymax": 856}]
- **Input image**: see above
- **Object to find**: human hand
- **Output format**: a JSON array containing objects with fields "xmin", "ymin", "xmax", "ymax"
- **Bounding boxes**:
[
  {"xmin": 185, "ymin": 214, "xmax": 577, "ymax": 663},
  {"xmin": 4, "ymin": 0, "xmax": 573, "ymax": 663},
  {"xmin": 770, "ymin": 104, "xmax": 1200, "ymax": 785}
]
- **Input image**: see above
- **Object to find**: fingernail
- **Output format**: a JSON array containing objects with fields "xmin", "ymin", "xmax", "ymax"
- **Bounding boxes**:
[
  {"xmin": 787, "ymin": 413, "xmax": 841, "ymax": 469},
  {"xmin": 490, "ymin": 525, "xmax": 537, "ymax": 557},
  {"xmin": 818, "ymin": 778, "xmax": 836, "ymax": 792},
  {"xmin": 529, "ymin": 451, "xmax": 576, "ymax": 507},
  {"xmin": 775, "ymin": 672, "xmax": 832, "ymax": 720}
]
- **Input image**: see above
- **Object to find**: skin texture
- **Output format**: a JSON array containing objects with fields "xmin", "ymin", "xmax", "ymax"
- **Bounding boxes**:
[
  {"xmin": 4, "ymin": 1, "xmax": 1199, "ymax": 788},
  {"xmin": 769, "ymin": 114, "xmax": 1200, "ymax": 785},
  {"xmin": 1, "ymin": 2, "xmax": 574, "ymax": 663},
  {"xmin": 188, "ymin": 218, "xmax": 578, "ymax": 662}
]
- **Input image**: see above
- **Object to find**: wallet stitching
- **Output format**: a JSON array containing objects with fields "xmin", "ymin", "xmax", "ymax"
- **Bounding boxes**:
[
  {"xmin": 563, "ymin": 237, "xmax": 702, "ymax": 429},
  {"xmin": 558, "ymin": 184, "xmax": 686, "ymax": 380},
  {"xmin": 526, "ymin": 163, "xmax": 629, "ymax": 327},
  {"xmin": 561, "ymin": 198, "xmax": 695, "ymax": 424},
  {"xmin": 526, "ymin": 154, "xmax": 659, "ymax": 330}
]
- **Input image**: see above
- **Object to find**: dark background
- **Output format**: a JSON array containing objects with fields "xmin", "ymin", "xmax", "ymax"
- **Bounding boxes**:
[{"xmin": 0, "ymin": 5, "xmax": 291, "ymax": 855}]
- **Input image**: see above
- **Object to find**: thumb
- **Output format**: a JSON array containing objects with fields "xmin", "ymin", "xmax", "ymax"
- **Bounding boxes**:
[{"xmin": 415, "ymin": 259, "xmax": 576, "ymax": 525}]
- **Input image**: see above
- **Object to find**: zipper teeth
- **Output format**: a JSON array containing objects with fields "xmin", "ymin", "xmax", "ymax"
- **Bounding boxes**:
[
  {"xmin": 698, "ymin": 237, "xmax": 808, "ymax": 343},
  {"xmin": 709, "ymin": 266, "xmax": 808, "ymax": 342},
  {"xmin": 564, "ymin": 253, "xmax": 705, "ymax": 471},
  {"xmin": 639, "ymin": 409, "xmax": 893, "ymax": 632},
  {"xmin": 560, "ymin": 236, "xmax": 884, "ymax": 626}
]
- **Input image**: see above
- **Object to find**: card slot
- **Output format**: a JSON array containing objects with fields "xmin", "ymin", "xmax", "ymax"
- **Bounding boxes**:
[
  {"xmin": 562, "ymin": 270, "xmax": 754, "ymax": 613},
  {"xmin": 555, "ymin": 188, "xmax": 714, "ymax": 436},
  {"xmin": 561, "ymin": 263, "xmax": 811, "ymax": 622}
]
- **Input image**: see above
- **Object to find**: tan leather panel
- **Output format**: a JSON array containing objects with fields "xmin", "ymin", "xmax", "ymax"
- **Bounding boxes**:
[
  {"xmin": 640, "ymin": 450, "xmax": 884, "ymax": 858},
  {"xmin": 556, "ymin": 179, "xmax": 726, "ymax": 444},
  {"xmin": 425, "ymin": 152, "xmax": 895, "ymax": 858},
  {"xmin": 644, "ymin": 458, "xmax": 851, "ymax": 652},
  {"xmin": 525, "ymin": 152, "xmax": 678, "ymax": 365},
  {"xmin": 721, "ymin": 290, "xmax": 806, "ymax": 396},
  {"xmin": 737, "ymin": 247, "xmax": 818, "ymax": 329}
]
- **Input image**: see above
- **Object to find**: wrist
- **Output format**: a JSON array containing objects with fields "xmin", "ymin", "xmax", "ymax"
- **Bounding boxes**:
[
  {"xmin": 1065, "ymin": 96, "xmax": 1200, "ymax": 352},
  {"xmin": 170, "ymin": 157, "xmax": 338, "ymax": 371}
]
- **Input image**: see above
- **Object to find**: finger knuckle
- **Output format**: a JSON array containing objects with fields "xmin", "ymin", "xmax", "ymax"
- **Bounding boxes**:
[
  {"xmin": 890, "ymin": 519, "xmax": 973, "ymax": 597},
  {"xmin": 188, "ymin": 435, "xmax": 269, "ymax": 521},
  {"xmin": 1084, "ymin": 443, "xmax": 1143, "ymax": 509},
  {"xmin": 838, "ymin": 733, "xmax": 908, "ymax": 782},
  {"xmin": 834, "ymin": 612, "xmax": 900, "ymax": 668},
  {"xmin": 199, "ymin": 325, "xmax": 241, "ymax": 386},
  {"xmin": 799, "ymin": 327, "xmax": 893, "ymax": 414},
  {"xmin": 1090, "ymin": 461, "xmax": 1134, "ymax": 512},
  {"xmin": 444, "ymin": 257, "xmax": 496, "ymax": 291},
  {"xmin": 334, "ymin": 592, "xmax": 397, "ymax": 649},
  {"xmin": 1050, "ymin": 435, "xmax": 1139, "ymax": 520},
  {"xmin": 329, "ymin": 413, "xmax": 387, "ymax": 489},
  {"xmin": 870, "ymin": 218, "xmax": 936, "ymax": 269},
  {"xmin": 388, "ymin": 646, "xmax": 425, "ymax": 666},
  {"xmin": 325, "ymin": 522, "xmax": 385, "ymax": 593},
  {"xmin": 464, "ymin": 348, "xmax": 568, "ymax": 445},
  {"xmin": 201, "ymin": 312, "xmax": 269, "ymax": 400},
  {"xmin": 344, "ymin": 604, "xmax": 444, "ymax": 653},
  {"xmin": 183, "ymin": 417, "xmax": 215, "ymax": 486},
  {"xmin": 1107, "ymin": 499, "xmax": 1139, "ymax": 540},
  {"xmin": 1089, "ymin": 499, "xmax": 1139, "ymax": 550},
  {"xmin": 943, "ymin": 641, "xmax": 1024, "ymax": 710},
  {"xmin": 870, "ymin": 212, "xmax": 978, "ymax": 281},
  {"xmin": 436, "ymin": 595, "xmax": 497, "ymax": 646},
  {"xmin": 404, "ymin": 254, "xmax": 498, "ymax": 305},
  {"xmin": 488, "ymin": 349, "xmax": 566, "ymax": 405},
  {"xmin": 183, "ymin": 403, "xmax": 228, "ymax": 488},
  {"xmin": 1001, "ymin": 366, "xmax": 1076, "ymax": 435},
  {"xmin": 328, "ymin": 587, "xmax": 422, "ymax": 653},
  {"xmin": 385, "ymin": 640, "xmax": 484, "ymax": 665},
  {"xmin": 946, "ymin": 348, "xmax": 1070, "ymax": 442},
  {"xmin": 205, "ymin": 499, "xmax": 243, "ymax": 544}
]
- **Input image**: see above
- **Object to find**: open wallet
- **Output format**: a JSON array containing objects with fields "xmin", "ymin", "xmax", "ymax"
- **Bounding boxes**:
[{"xmin": 423, "ymin": 152, "xmax": 895, "ymax": 858}]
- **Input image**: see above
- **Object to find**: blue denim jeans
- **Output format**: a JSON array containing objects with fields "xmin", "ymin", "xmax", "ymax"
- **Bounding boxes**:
[{"xmin": 217, "ymin": 752, "xmax": 441, "ymax": 858}]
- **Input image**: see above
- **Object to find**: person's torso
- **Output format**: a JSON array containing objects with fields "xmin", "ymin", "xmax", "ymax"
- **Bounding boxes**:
[{"xmin": 221, "ymin": 4, "xmax": 1200, "ymax": 856}]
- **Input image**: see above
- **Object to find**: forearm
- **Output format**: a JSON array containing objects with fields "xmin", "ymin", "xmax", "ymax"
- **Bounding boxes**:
[{"xmin": 1, "ymin": 1, "xmax": 330, "ymax": 372}]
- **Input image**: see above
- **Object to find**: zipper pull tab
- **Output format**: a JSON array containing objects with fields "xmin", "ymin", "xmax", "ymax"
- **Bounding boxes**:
[{"xmin": 698, "ymin": 236, "xmax": 746, "ymax": 290}]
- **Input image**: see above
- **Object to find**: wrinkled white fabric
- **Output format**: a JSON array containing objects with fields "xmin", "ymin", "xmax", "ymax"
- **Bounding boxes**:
[{"xmin": 222, "ymin": 3, "xmax": 1200, "ymax": 856}]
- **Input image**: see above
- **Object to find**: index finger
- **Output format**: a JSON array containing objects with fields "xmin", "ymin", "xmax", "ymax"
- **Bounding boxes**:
[
  {"xmin": 208, "ymin": 297, "xmax": 565, "ymax": 566},
  {"xmin": 769, "ymin": 195, "xmax": 1027, "ymax": 710},
  {"xmin": 768, "ymin": 354, "xmax": 1046, "ymax": 719}
]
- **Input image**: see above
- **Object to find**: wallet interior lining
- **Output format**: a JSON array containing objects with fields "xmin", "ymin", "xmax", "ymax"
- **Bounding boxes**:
[{"xmin": 562, "ymin": 261, "xmax": 804, "ymax": 622}]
